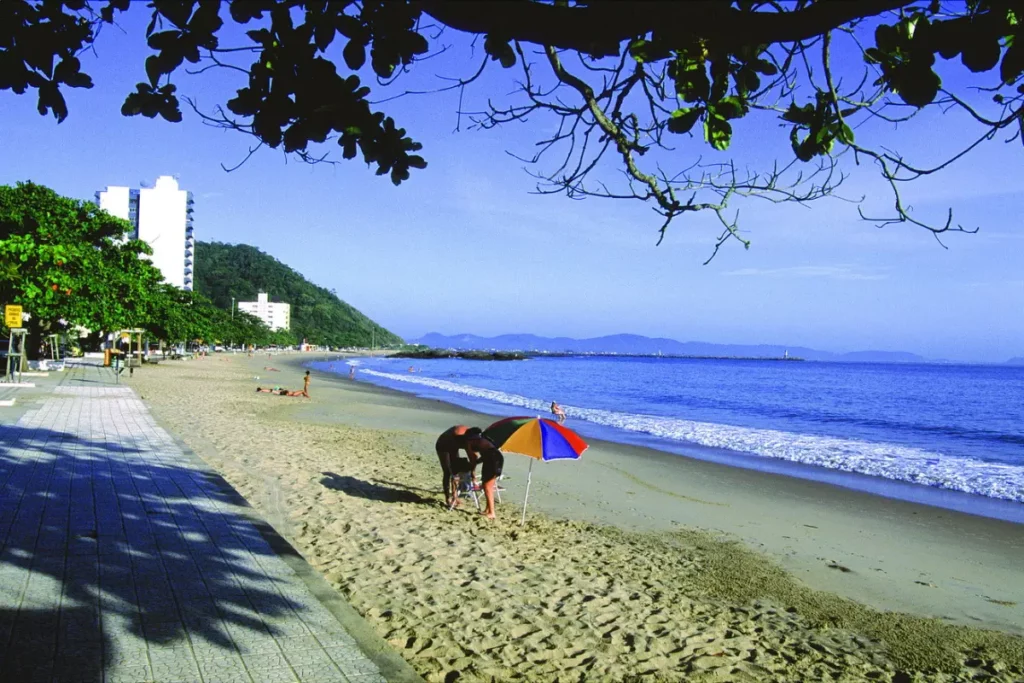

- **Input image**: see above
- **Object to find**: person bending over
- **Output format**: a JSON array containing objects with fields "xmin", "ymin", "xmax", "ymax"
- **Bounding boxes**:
[
  {"xmin": 550, "ymin": 401, "xmax": 567, "ymax": 424},
  {"xmin": 435, "ymin": 425, "xmax": 484, "ymax": 508}
]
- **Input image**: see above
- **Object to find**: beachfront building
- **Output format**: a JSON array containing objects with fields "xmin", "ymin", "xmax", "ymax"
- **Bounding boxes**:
[
  {"xmin": 237, "ymin": 292, "xmax": 291, "ymax": 331},
  {"xmin": 96, "ymin": 176, "xmax": 195, "ymax": 290}
]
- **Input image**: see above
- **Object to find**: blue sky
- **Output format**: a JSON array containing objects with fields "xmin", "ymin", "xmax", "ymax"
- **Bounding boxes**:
[{"xmin": 1, "ymin": 8, "xmax": 1021, "ymax": 362}]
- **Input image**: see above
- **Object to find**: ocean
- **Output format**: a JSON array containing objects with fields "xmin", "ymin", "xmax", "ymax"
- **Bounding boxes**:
[{"xmin": 309, "ymin": 356, "xmax": 1024, "ymax": 522}]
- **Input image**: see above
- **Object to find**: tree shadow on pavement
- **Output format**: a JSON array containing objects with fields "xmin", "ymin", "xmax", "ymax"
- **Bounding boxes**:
[{"xmin": 0, "ymin": 424, "xmax": 319, "ymax": 681}]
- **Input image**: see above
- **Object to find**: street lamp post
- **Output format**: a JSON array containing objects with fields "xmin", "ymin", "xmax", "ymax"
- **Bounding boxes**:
[{"xmin": 229, "ymin": 297, "xmax": 236, "ymax": 350}]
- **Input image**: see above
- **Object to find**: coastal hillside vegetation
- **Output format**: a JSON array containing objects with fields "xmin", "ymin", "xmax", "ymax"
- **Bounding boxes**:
[{"xmin": 194, "ymin": 241, "xmax": 402, "ymax": 348}]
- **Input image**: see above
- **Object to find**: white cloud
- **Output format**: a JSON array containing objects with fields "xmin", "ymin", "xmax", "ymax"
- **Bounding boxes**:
[
  {"xmin": 964, "ymin": 279, "xmax": 1024, "ymax": 289},
  {"xmin": 723, "ymin": 265, "xmax": 887, "ymax": 281}
]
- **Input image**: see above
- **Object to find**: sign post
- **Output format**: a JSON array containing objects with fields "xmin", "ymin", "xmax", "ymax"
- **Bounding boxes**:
[
  {"xmin": 4, "ymin": 305, "xmax": 22, "ymax": 330},
  {"xmin": 3, "ymin": 305, "xmax": 27, "ymax": 383},
  {"xmin": 4, "ymin": 331, "xmax": 28, "ymax": 384}
]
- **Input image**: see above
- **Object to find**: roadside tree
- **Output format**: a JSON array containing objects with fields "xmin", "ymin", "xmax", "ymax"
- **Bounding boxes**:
[{"xmin": 0, "ymin": 182, "xmax": 166, "ymax": 355}]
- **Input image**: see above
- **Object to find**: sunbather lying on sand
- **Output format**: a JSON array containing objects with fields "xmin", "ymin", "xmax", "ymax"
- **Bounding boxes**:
[{"xmin": 256, "ymin": 386, "xmax": 307, "ymax": 397}]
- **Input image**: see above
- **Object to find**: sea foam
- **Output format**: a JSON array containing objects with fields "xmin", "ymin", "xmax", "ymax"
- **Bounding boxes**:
[{"xmin": 360, "ymin": 368, "xmax": 1024, "ymax": 503}]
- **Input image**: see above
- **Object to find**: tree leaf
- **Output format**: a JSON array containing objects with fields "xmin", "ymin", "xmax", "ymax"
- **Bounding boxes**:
[
  {"xmin": 314, "ymin": 20, "xmax": 335, "ymax": 52},
  {"xmin": 146, "ymin": 55, "xmax": 164, "ymax": 87},
  {"xmin": 782, "ymin": 102, "xmax": 815, "ymax": 125},
  {"xmin": 715, "ymin": 96, "xmax": 747, "ymax": 120},
  {"xmin": 53, "ymin": 57, "xmax": 81, "ymax": 82},
  {"xmin": 837, "ymin": 121, "xmax": 855, "ymax": 145},
  {"xmin": 64, "ymin": 73, "xmax": 93, "ymax": 89},
  {"xmin": 154, "ymin": 0, "xmax": 195, "ymax": 29},
  {"xmin": 1000, "ymin": 42, "xmax": 1024, "ymax": 83},
  {"xmin": 484, "ymin": 35, "xmax": 516, "ymax": 69},
  {"xmin": 961, "ymin": 37, "xmax": 1002, "ymax": 72},
  {"xmin": 896, "ymin": 68, "xmax": 941, "ymax": 107},
  {"xmin": 666, "ymin": 107, "xmax": 702, "ymax": 134},
  {"xmin": 709, "ymin": 59, "xmax": 729, "ymax": 102},
  {"xmin": 629, "ymin": 39, "xmax": 651, "ymax": 63},
  {"xmin": 343, "ymin": 39, "xmax": 366, "ymax": 70},
  {"xmin": 752, "ymin": 59, "xmax": 778, "ymax": 76},
  {"xmin": 875, "ymin": 24, "xmax": 899, "ymax": 52},
  {"xmin": 704, "ymin": 115, "xmax": 732, "ymax": 151}
]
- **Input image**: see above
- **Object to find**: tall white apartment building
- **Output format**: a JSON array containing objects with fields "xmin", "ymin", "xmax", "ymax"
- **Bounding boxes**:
[
  {"xmin": 96, "ymin": 175, "xmax": 195, "ymax": 290},
  {"xmin": 237, "ymin": 292, "xmax": 291, "ymax": 331}
]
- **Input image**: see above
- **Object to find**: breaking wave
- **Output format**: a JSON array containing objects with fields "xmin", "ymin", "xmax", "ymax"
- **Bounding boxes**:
[{"xmin": 359, "ymin": 369, "xmax": 1024, "ymax": 503}]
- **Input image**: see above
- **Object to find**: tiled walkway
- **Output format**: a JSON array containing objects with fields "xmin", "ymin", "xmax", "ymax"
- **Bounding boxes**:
[{"xmin": 0, "ymin": 366, "xmax": 407, "ymax": 682}]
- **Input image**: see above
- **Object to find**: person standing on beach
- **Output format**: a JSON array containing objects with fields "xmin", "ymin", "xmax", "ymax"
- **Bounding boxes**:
[
  {"xmin": 475, "ymin": 439, "xmax": 505, "ymax": 520},
  {"xmin": 435, "ymin": 425, "xmax": 482, "ymax": 508},
  {"xmin": 302, "ymin": 370, "xmax": 311, "ymax": 398},
  {"xmin": 459, "ymin": 429, "xmax": 504, "ymax": 519}
]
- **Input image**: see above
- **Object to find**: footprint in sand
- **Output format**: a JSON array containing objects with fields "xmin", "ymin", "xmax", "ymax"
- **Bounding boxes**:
[{"xmin": 983, "ymin": 597, "xmax": 1017, "ymax": 606}]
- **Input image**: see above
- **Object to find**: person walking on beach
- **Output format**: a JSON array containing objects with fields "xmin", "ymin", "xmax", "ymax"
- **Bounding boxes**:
[
  {"xmin": 435, "ymin": 425, "xmax": 483, "ymax": 508},
  {"xmin": 551, "ymin": 401, "xmax": 567, "ymax": 424}
]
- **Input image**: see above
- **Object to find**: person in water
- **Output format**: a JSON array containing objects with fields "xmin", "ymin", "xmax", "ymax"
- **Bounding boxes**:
[
  {"xmin": 435, "ymin": 425, "xmax": 487, "ymax": 508},
  {"xmin": 551, "ymin": 401, "xmax": 567, "ymax": 424}
]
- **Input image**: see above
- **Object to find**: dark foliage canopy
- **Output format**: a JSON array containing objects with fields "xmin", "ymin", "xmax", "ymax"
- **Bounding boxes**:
[
  {"xmin": 0, "ymin": 182, "xmax": 163, "ymax": 337},
  {"xmin": 3, "ymin": 1, "xmax": 1022, "ymax": 257},
  {"xmin": 194, "ymin": 240, "xmax": 402, "ymax": 347}
]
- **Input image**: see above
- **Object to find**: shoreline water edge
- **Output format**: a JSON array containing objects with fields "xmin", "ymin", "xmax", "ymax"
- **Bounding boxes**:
[
  {"xmin": 134, "ymin": 353, "xmax": 1024, "ymax": 682},
  {"xmin": 334, "ymin": 356, "xmax": 1024, "ymax": 517}
]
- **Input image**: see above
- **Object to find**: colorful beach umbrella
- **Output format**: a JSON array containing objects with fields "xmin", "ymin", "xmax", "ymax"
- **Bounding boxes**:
[{"xmin": 483, "ymin": 416, "xmax": 588, "ymax": 524}]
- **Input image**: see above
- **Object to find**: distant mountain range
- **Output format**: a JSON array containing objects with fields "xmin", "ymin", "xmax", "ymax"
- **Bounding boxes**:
[
  {"xmin": 410, "ymin": 333, "xmax": 940, "ymax": 363},
  {"xmin": 1007, "ymin": 357, "xmax": 1024, "ymax": 366}
]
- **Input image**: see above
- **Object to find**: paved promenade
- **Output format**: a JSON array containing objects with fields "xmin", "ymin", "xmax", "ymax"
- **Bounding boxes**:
[{"xmin": 0, "ymin": 361, "xmax": 420, "ymax": 682}]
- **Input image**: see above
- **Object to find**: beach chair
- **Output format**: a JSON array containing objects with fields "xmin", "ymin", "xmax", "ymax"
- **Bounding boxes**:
[{"xmin": 449, "ymin": 476, "xmax": 504, "ymax": 512}]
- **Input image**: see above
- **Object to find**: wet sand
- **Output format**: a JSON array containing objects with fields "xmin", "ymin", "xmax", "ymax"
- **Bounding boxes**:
[{"xmin": 133, "ymin": 354, "xmax": 1024, "ymax": 682}]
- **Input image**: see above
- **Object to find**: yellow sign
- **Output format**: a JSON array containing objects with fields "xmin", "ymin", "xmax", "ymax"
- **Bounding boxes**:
[{"xmin": 4, "ymin": 305, "xmax": 23, "ymax": 329}]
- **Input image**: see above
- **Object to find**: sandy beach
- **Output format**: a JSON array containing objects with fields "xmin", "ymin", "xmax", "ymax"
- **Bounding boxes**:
[{"xmin": 132, "ymin": 354, "xmax": 1024, "ymax": 682}]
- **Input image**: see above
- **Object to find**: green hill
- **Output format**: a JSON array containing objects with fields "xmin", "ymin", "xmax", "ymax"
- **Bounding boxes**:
[{"xmin": 194, "ymin": 241, "xmax": 403, "ymax": 347}]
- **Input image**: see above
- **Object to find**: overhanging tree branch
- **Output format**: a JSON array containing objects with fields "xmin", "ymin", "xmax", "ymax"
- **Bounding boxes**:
[{"xmin": 419, "ymin": 0, "xmax": 914, "ymax": 55}]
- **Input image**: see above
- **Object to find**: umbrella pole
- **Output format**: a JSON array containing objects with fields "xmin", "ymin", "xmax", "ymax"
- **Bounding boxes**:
[{"xmin": 520, "ymin": 459, "xmax": 534, "ymax": 526}]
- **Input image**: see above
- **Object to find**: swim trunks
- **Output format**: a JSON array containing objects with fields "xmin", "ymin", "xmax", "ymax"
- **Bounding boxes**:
[{"xmin": 481, "ymin": 448, "xmax": 504, "ymax": 482}]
